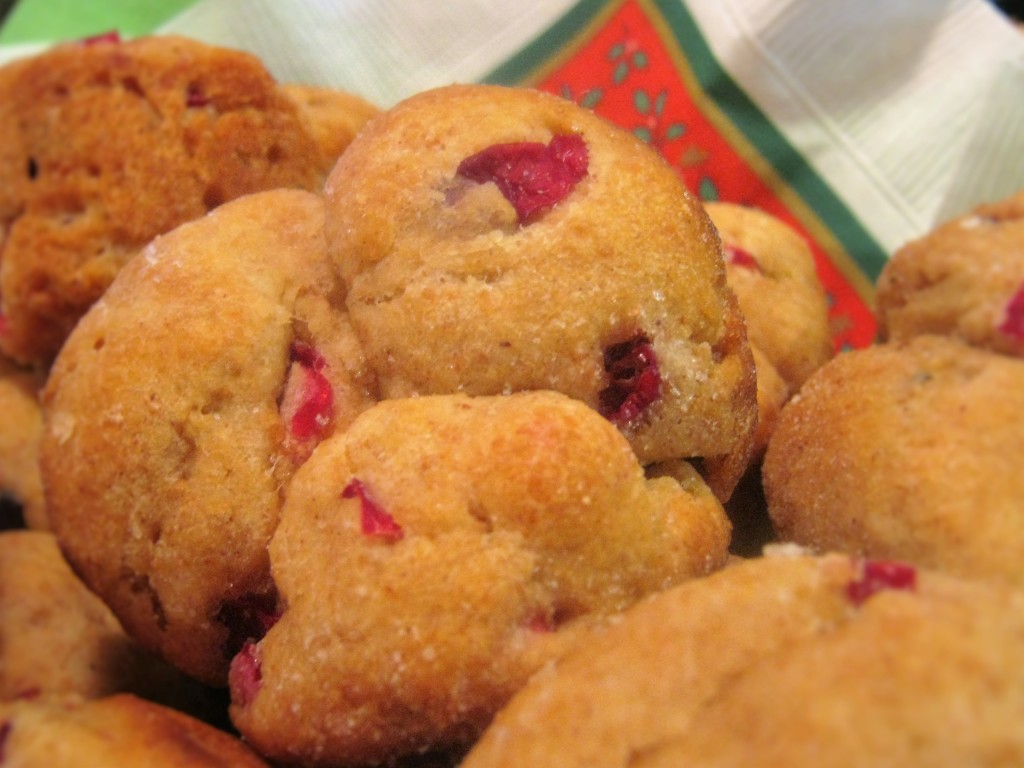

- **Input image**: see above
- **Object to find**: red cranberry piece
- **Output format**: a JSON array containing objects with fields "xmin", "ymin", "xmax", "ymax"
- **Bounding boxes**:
[
  {"xmin": 281, "ymin": 342, "xmax": 334, "ymax": 462},
  {"xmin": 216, "ymin": 592, "xmax": 280, "ymax": 660},
  {"xmin": 0, "ymin": 314, "xmax": 8, "ymax": 338},
  {"xmin": 342, "ymin": 479, "xmax": 404, "ymax": 542},
  {"xmin": 846, "ymin": 559, "xmax": 917, "ymax": 606},
  {"xmin": 723, "ymin": 243, "xmax": 761, "ymax": 272},
  {"xmin": 0, "ymin": 720, "xmax": 9, "ymax": 762},
  {"xmin": 998, "ymin": 282, "xmax": 1024, "ymax": 340},
  {"xmin": 598, "ymin": 334, "xmax": 661, "ymax": 426},
  {"xmin": 456, "ymin": 134, "xmax": 589, "ymax": 223},
  {"xmin": 79, "ymin": 30, "xmax": 121, "ymax": 46},
  {"xmin": 228, "ymin": 641, "xmax": 263, "ymax": 708},
  {"xmin": 525, "ymin": 612, "xmax": 554, "ymax": 633},
  {"xmin": 186, "ymin": 84, "xmax": 209, "ymax": 108}
]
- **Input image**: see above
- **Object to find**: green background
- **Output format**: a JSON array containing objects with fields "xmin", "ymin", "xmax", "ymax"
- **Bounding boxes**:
[{"xmin": 0, "ymin": 0, "xmax": 196, "ymax": 43}]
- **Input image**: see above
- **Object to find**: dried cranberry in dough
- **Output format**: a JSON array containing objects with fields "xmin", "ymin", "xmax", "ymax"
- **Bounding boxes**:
[
  {"xmin": 723, "ymin": 243, "xmax": 761, "ymax": 272},
  {"xmin": 79, "ymin": 30, "xmax": 122, "ymax": 45},
  {"xmin": 229, "ymin": 643, "xmax": 264, "ymax": 709},
  {"xmin": 846, "ymin": 560, "xmax": 917, "ymax": 606},
  {"xmin": 325, "ymin": 84, "xmax": 756, "ymax": 500},
  {"xmin": 456, "ymin": 134, "xmax": 589, "ymax": 222},
  {"xmin": 341, "ymin": 478, "xmax": 405, "ymax": 541},
  {"xmin": 598, "ymin": 334, "xmax": 661, "ymax": 427},
  {"xmin": 998, "ymin": 281, "xmax": 1024, "ymax": 340},
  {"xmin": 280, "ymin": 342, "xmax": 335, "ymax": 464}
]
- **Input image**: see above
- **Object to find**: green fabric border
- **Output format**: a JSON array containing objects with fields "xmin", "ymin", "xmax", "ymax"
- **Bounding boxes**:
[
  {"xmin": 483, "ymin": 0, "xmax": 888, "ymax": 281},
  {"xmin": 0, "ymin": 0, "xmax": 196, "ymax": 44},
  {"xmin": 651, "ymin": 0, "xmax": 887, "ymax": 279}
]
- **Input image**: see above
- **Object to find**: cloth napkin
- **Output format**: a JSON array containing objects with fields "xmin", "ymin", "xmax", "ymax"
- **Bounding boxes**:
[{"xmin": 3, "ymin": 0, "xmax": 1023, "ymax": 348}]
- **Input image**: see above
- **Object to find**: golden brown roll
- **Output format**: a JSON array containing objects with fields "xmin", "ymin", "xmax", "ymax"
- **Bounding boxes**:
[
  {"xmin": 0, "ymin": 34, "xmax": 375, "ymax": 366},
  {"xmin": 0, "ymin": 693, "xmax": 268, "ymax": 766},
  {"xmin": 41, "ymin": 189, "xmax": 376, "ymax": 685},
  {"xmin": 763, "ymin": 335, "xmax": 1024, "ymax": 588},
  {"xmin": 0, "ymin": 530, "xmax": 219, "ymax": 720},
  {"xmin": 463, "ymin": 550, "xmax": 1024, "ymax": 768},
  {"xmin": 706, "ymin": 201, "xmax": 833, "ymax": 393},
  {"xmin": 0, "ymin": 357, "xmax": 45, "ymax": 529},
  {"xmin": 876, "ymin": 189, "xmax": 1024, "ymax": 357},
  {"xmin": 323, "ymin": 83, "xmax": 758, "ymax": 501},
  {"xmin": 229, "ymin": 391, "xmax": 730, "ymax": 767}
]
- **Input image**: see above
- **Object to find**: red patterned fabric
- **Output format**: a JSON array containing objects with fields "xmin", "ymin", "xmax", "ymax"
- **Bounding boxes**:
[{"xmin": 503, "ymin": 0, "xmax": 879, "ymax": 350}]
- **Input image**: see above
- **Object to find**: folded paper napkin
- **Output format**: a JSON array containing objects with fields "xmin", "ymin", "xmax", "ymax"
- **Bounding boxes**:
[{"xmin": 2, "ymin": 0, "xmax": 1023, "ymax": 348}]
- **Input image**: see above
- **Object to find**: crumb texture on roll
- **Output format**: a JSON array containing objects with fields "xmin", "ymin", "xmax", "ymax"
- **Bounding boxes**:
[
  {"xmin": 41, "ymin": 189, "xmax": 375, "ymax": 685},
  {"xmin": 229, "ymin": 391, "xmax": 731, "ymax": 767},
  {"xmin": 876, "ymin": 189, "xmax": 1024, "ymax": 358},
  {"xmin": 0, "ymin": 34, "xmax": 377, "ymax": 366},
  {"xmin": 324, "ymin": 83, "xmax": 757, "ymax": 500},
  {"xmin": 463, "ymin": 551, "xmax": 1024, "ymax": 768},
  {"xmin": 763, "ymin": 334, "xmax": 1024, "ymax": 588}
]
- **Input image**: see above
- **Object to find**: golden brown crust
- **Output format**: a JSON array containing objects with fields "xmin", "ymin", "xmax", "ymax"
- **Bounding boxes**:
[
  {"xmin": 706, "ymin": 201, "xmax": 834, "ymax": 392},
  {"xmin": 876, "ymin": 189, "xmax": 1024, "ymax": 356},
  {"xmin": 0, "ymin": 693, "xmax": 269, "ymax": 766},
  {"xmin": 229, "ymin": 391, "xmax": 730, "ymax": 767},
  {"xmin": 763, "ymin": 335, "xmax": 1024, "ymax": 588},
  {"xmin": 748, "ymin": 343, "xmax": 789, "ymax": 461},
  {"xmin": 324, "ymin": 84, "xmax": 757, "ymax": 500},
  {"xmin": 41, "ymin": 189, "xmax": 375, "ymax": 685},
  {"xmin": 281, "ymin": 83, "xmax": 381, "ymax": 170},
  {"xmin": 463, "ymin": 551, "xmax": 1024, "ymax": 768},
  {"xmin": 0, "ymin": 360, "xmax": 45, "ymax": 529},
  {"xmin": 0, "ymin": 35, "xmax": 345, "ymax": 366},
  {"xmin": 0, "ymin": 530, "xmax": 144, "ymax": 701},
  {"xmin": 0, "ymin": 531, "xmax": 216, "ymax": 716},
  {"xmin": 631, "ymin": 569, "xmax": 1024, "ymax": 767}
]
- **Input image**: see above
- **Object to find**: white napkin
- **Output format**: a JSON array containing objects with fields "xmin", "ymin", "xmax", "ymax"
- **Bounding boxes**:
[{"xmin": 155, "ymin": 0, "xmax": 1024, "ymax": 255}]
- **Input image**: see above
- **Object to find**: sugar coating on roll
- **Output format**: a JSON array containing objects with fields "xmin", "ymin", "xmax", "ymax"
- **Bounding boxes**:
[
  {"xmin": 228, "ymin": 391, "xmax": 731, "ymax": 767},
  {"xmin": 41, "ymin": 189, "xmax": 376, "ymax": 685},
  {"xmin": 463, "ymin": 550, "xmax": 1024, "ymax": 768},
  {"xmin": 763, "ymin": 335, "xmax": 1024, "ymax": 589},
  {"xmin": 323, "ymin": 84, "xmax": 757, "ymax": 500}
]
